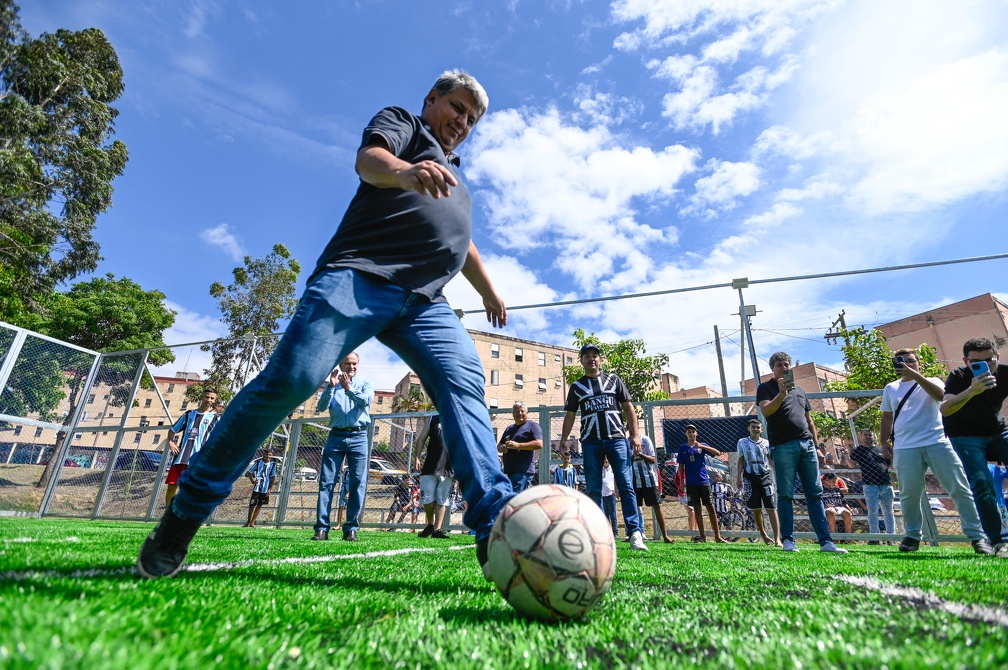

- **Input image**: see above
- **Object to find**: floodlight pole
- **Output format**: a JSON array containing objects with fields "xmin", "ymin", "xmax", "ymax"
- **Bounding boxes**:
[{"xmin": 732, "ymin": 278, "xmax": 762, "ymax": 390}]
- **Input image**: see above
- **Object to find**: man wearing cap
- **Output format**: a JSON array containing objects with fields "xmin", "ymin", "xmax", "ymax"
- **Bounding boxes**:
[
  {"xmin": 756, "ymin": 351, "xmax": 846, "ymax": 553},
  {"xmin": 560, "ymin": 344, "xmax": 648, "ymax": 551},
  {"xmin": 314, "ymin": 352, "xmax": 373, "ymax": 542}
]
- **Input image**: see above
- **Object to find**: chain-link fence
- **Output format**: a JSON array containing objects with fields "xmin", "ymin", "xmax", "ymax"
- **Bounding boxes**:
[{"xmin": 1, "ymin": 320, "xmax": 1000, "ymax": 546}]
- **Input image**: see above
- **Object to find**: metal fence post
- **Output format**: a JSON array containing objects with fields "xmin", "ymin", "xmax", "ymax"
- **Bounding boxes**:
[{"xmin": 276, "ymin": 419, "xmax": 302, "ymax": 526}]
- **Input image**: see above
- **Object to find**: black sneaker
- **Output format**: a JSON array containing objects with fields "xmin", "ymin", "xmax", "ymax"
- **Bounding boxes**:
[
  {"xmin": 972, "ymin": 539, "xmax": 994, "ymax": 555},
  {"xmin": 431, "ymin": 529, "xmax": 449, "ymax": 539},
  {"xmin": 476, "ymin": 537, "xmax": 492, "ymax": 582},
  {"xmin": 898, "ymin": 537, "xmax": 920, "ymax": 553},
  {"xmin": 417, "ymin": 524, "xmax": 435, "ymax": 538},
  {"xmin": 137, "ymin": 507, "xmax": 203, "ymax": 578}
]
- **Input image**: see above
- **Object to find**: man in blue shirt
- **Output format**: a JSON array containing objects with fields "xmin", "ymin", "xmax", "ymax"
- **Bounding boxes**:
[
  {"xmin": 139, "ymin": 71, "xmax": 512, "ymax": 581},
  {"xmin": 498, "ymin": 401, "xmax": 543, "ymax": 493},
  {"xmin": 243, "ymin": 447, "xmax": 278, "ymax": 528},
  {"xmin": 314, "ymin": 352, "xmax": 373, "ymax": 541}
]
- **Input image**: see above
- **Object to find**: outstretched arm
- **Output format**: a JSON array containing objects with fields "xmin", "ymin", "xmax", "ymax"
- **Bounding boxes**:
[
  {"xmin": 461, "ymin": 241, "xmax": 507, "ymax": 329},
  {"xmin": 355, "ymin": 139, "xmax": 457, "ymax": 198}
]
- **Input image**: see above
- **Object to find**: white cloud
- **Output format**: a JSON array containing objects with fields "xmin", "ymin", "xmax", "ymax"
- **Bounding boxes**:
[
  {"xmin": 151, "ymin": 302, "xmax": 226, "ymax": 379},
  {"xmin": 687, "ymin": 160, "xmax": 761, "ymax": 214},
  {"xmin": 200, "ymin": 224, "xmax": 246, "ymax": 261},
  {"xmin": 467, "ymin": 107, "xmax": 697, "ymax": 291}
]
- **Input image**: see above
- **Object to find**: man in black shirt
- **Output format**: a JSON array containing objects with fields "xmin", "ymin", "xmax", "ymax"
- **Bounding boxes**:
[
  {"xmin": 756, "ymin": 351, "xmax": 845, "ymax": 554},
  {"xmin": 849, "ymin": 428, "xmax": 895, "ymax": 541},
  {"xmin": 498, "ymin": 401, "xmax": 543, "ymax": 493},
  {"xmin": 940, "ymin": 337, "xmax": 1008, "ymax": 556},
  {"xmin": 560, "ymin": 344, "xmax": 648, "ymax": 551}
]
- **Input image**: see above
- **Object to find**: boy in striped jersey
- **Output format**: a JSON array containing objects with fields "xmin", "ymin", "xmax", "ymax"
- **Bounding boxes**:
[{"xmin": 244, "ymin": 448, "xmax": 278, "ymax": 528}]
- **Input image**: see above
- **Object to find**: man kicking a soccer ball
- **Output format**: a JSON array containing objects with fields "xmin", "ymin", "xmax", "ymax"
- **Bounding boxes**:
[{"xmin": 138, "ymin": 70, "xmax": 513, "ymax": 580}]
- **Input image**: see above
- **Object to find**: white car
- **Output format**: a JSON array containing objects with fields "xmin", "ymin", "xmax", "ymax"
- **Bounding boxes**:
[
  {"xmin": 892, "ymin": 491, "xmax": 945, "ymax": 511},
  {"xmin": 294, "ymin": 467, "xmax": 318, "ymax": 482}
]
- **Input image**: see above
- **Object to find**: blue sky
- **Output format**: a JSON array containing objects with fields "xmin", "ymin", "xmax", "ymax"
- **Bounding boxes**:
[{"xmin": 22, "ymin": 1, "xmax": 1008, "ymax": 393}]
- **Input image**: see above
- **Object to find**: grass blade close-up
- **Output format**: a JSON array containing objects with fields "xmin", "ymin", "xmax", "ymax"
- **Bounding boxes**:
[{"xmin": 2, "ymin": 518, "xmax": 1008, "ymax": 669}]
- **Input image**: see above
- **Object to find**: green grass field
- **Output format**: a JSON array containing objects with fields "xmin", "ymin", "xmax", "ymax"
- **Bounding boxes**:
[{"xmin": 3, "ymin": 519, "xmax": 1008, "ymax": 669}]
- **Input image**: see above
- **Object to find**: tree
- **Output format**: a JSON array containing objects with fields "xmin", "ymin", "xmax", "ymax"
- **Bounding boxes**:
[
  {"xmin": 811, "ymin": 328, "xmax": 946, "ymax": 441},
  {"xmin": 391, "ymin": 384, "xmax": 434, "ymax": 455},
  {"xmin": 562, "ymin": 328, "xmax": 671, "ymax": 403},
  {"xmin": 5, "ymin": 273, "xmax": 177, "ymax": 489},
  {"xmin": 0, "ymin": 2, "xmax": 128, "ymax": 322},
  {"xmin": 192, "ymin": 244, "xmax": 301, "ymax": 403}
]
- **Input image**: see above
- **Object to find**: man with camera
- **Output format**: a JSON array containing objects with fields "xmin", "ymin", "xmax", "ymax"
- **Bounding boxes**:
[
  {"xmin": 880, "ymin": 348, "xmax": 992, "ymax": 554},
  {"xmin": 940, "ymin": 337, "xmax": 1008, "ymax": 557},
  {"xmin": 756, "ymin": 351, "xmax": 845, "ymax": 553}
]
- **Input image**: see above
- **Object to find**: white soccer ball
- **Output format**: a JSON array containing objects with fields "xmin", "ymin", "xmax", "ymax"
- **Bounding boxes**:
[{"xmin": 487, "ymin": 484, "xmax": 616, "ymax": 622}]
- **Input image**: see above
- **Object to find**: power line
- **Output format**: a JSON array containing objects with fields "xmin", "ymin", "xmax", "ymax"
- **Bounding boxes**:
[{"xmin": 459, "ymin": 252, "xmax": 1008, "ymax": 315}]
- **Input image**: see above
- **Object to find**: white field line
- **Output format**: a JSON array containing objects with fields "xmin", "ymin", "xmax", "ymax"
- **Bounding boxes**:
[
  {"xmin": 0, "ymin": 542, "xmax": 472, "ymax": 583},
  {"xmin": 839, "ymin": 575, "xmax": 1008, "ymax": 628}
]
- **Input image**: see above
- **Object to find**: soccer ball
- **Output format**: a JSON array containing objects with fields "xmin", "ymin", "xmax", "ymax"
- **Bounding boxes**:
[{"xmin": 487, "ymin": 484, "xmax": 616, "ymax": 622}]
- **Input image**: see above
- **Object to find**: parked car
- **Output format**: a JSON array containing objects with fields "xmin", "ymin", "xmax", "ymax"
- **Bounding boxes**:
[
  {"xmin": 294, "ymin": 467, "xmax": 318, "ymax": 482},
  {"xmin": 893, "ymin": 490, "xmax": 946, "ymax": 512},
  {"xmin": 369, "ymin": 458, "xmax": 407, "ymax": 485}
]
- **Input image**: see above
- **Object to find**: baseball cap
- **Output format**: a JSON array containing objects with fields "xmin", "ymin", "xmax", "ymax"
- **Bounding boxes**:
[
  {"xmin": 579, "ymin": 344, "xmax": 600, "ymax": 357},
  {"xmin": 684, "ymin": 423, "xmax": 697, "ymax": 431}
]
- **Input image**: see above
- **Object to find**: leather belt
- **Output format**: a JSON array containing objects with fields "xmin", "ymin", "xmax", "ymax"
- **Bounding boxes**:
[{"xmin": 331, "ymin": 425, "xmax": 367, "ymax": 433}]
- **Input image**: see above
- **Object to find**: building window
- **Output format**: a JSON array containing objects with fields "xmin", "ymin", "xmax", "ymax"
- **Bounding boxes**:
[
  {"xmin": 181, "ymin": 401, "xmax": 189, "ymax": 410},
  {"xmin": 514, "ymin": 374, "xmax": 524, "ymax": 388},
  {"xmin": 81, "ymin": 411, "xmax": 89, "ymax": 421},
  {"xmin": 377, "ymin": 396, "xmax": 384, "ymax": 405},
  {"xmin": 538, "ymin": 378, "xmax": 547, "ymax": 392},
  {"xmin": 167, "ymin": 384, "xmax": 175, "ymax": 393},
  {"xmin": 108, "ymin": 413, "xmax": 115, "ymax": 419},
  {"xmin": 490, "ymin": 370, "xmax": 499, "ymax": 386},
  {"xmin": 88, "ymin": 394, "xmax": 96, "ymax": 404},
  {"xmin": 140, "ymin": 416, "xmax": 147, "ymax": 426},
  {"xmin": 515, "ymin": 348, "xmax": 524, "ymax": 362},
  {"xmin": 165, "ymin": 400, "xmax": 171, "ymax": 408},
  {"xmin": 157, "ymin": 420, "xmax": 165, "ymax": 426},
  {"xmin": 489, "ymin": 398, "xmax": 499, "ymax": 409},
  {"xmin": 13, "ymin": 425, "xmax": 21, "ymax": 436},
  {"xmin": 554, "ymin": 354, "xmax": 561, "ymax": 363},
  {"xmin": 134, "ymin": 433, "xmax": 142, "ymax": 443},
  {"xmin": 74, "ymin": 433, "xmax": 82, "ymax": 440},
  {"xmin": 35, "ymin": 427, "xmax": 43, "ymax": 437},
  {"xmin": 538, "ymin": 352, "xmax": 546, "ymax": 366},
  {"xmin": 299, "ymin": 405, "xmax": 306, "ymax": 414},
  {"xmin": 144, "ymin": 398, "xmax": 152, "ymax": 408},
  {"xmin": 555, "ymin": 379, "xmax": 562, "ymax": 387},
  {"xmin": 566, "ymin": 356, "xmax": 573, "ymax": 364},
  {"xmin": 491, "ymin": 343, "xmax": 499, "ymax": 359},
  {"xmin": 819, "ymin": 377, "xmax": 829, "ymax": 391},
  {"xmin": 374, "ymin": 425, "xmax": 380, "ymax": 434}
]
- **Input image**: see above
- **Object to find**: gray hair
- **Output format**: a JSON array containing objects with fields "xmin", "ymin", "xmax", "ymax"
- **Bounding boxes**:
[
  {"xmin": 427, "ymin": 69, "xmax": 489, "ymax": 119},
  {"xmin": 512, "ymin": 401, "xmax": 526, "ymax": 409},
  {"xmin": 768, "ymin": 351, "xmax": 792, "ymax": 368}
]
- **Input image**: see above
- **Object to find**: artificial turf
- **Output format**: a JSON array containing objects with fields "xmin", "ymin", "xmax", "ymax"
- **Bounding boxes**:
[{"xmin": 2, "ymin": 519, "xmax": 1008, "ymax": 669}]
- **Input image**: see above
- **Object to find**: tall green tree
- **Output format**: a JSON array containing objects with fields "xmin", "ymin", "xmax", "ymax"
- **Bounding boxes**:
[
  {"xmin": 0, "ymin": 1, "xmax": 128, "ymax": 322},
  {"xmin": 391, "ymin": 384, "xmax": 434, "ymax": 455},
  {"xmin": 812, "ymin": 328, "xmax": 946, "ymax": 440},
  {"xmin": 193, "ymin": 244, "xmax": 301, "ymax": 403},
  {"xmin": 562, "ymin": 328, "xmax": 671, "ymax": 403}
]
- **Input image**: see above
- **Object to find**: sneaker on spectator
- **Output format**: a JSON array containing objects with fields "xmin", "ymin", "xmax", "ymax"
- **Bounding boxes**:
[
  {"xmin": 898, "ymin": 537, "xmax": 920, "ymax": 552},
  {"xmin": 972, "ymin": 539, "xmax": 994, "ymax": 555},
  {"xmin": 820, "ymin": 541, "xmax": 848, "ymax": 554},
  {"xmin": 431, "ymin": 529, "xmax": 449, "ymax": 539},
  {"xmin": 137, "ymin": 507, "xmax": 203, "ymax": 579},
  {"xmin": 782, "ymin": 539, "xmax": 798, "ymax": 552},
  {"xmin": 629, "ymin": 530, "xmax": 649, "ymax": 551},
  {"xmin": 417, "ymin": 524, "xmax": 435, "ymax": 538}
]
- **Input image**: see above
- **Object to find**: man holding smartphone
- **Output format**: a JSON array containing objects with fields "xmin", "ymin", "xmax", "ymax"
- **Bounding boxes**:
[
  {"xmin": 940, "ymin": 338, "xmax": 1008, "ymax": 557},
  {"xmin": 756, "ymin": 351, "xmax": 846, "ymax": 553}
]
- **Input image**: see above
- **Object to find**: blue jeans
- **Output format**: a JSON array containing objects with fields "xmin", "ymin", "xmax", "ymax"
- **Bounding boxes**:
[
  {"xmin": 507, "ymin": 472, "xmax": 533, "ymax": 494},
  {"xmin": 949, "ymin": 431, "xmax": 1008, "ymax": 545},
  {"xmin": 174, "ymin": 268, "xmax": 513, "ymax": 540},
  {"xmin": 315, "ymin": 431, "xmax": 368, "ymax": 533},
  {"xmin": 862, "ymin": 484, "xmax": 895, "ymax": 535},
  {"xmin": 601, "ymin": 494, "xmax": 618, "ymax": 537},
  {"xmin": 772, "ymin": 438, "xmax": 833, "ymax": 544},
  {"xmin": 582, "ymin": 438, "xmax": 642, "ymax": 536}
]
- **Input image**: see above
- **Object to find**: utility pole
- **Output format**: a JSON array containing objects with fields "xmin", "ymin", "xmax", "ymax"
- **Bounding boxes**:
[
  {"xmin": 824, "ymin": 310, "xmax": 849, "ymax": 346},
  {"xmin": 732, "ymin": 278, "xmax": 762, "ymax": 394},
  {"xmin": 713, "ymin": 325, "xmax": 731, "ymax": 416}
]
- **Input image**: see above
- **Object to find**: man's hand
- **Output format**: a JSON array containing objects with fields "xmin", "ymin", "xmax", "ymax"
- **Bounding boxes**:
[
  {"xmin": 483, "ymin": 289, "xmax": 507, "ymax": 329},
  {"xmin": 969, "ymin": 372, "xmax": 997, "ymax": 395},
  {"xmin": 395, "ymin": 160, "xmax": 457, "ymax": 198},
  {"xmin": 330, "ymin": 369, "xmax": 342, "ymax": 387},
  {"xmin": 629, "ymin": 434, "xmax": 642, "ymax": 451}
]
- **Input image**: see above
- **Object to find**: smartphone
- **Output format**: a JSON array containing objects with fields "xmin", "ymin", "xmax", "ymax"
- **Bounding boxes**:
[
  {"xmin": 894, "ymin": 355, "xmax": 905, "ymax": 371},
  {"xmin": 971, "ymin": 361, "xmax": 990, "ymax": 377},
  {"xmin": 782, "ymin": 368, "xmax": 795, "ymax": 389}
]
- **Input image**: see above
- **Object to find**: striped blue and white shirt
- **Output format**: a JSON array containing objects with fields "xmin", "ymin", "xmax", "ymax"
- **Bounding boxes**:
[
  {"xmin": 248, "ymin": 458, "xmax": 278, "ymax": 494},
  {"xmin": 552, "ymin": 464, "xmax": 577, "ymax": 488}
]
